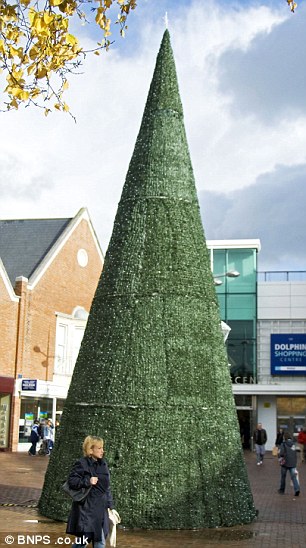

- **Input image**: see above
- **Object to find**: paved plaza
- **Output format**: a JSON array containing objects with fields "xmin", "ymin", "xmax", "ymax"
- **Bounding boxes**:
[{"xmin": 0, "ymin": 450, "xmax": 305, "ymax": 547}]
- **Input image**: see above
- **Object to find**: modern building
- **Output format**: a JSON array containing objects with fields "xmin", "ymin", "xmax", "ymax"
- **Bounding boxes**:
[
  {"xmin": 207, "ymin": 239, "xmax": 306, "ymax": 451},
  {"xmin": 0, "ymin": 208, "xmax": 103, "ymax": 451}
]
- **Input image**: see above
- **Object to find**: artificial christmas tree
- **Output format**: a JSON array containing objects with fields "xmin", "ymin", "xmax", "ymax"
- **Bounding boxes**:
[{"xmin": 39, "ymin": 30, "xmax": 256, "ymax": 528}]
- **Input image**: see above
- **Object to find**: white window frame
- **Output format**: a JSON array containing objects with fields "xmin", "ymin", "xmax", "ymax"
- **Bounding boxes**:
[{"xmin": 54, "ymin": 310, "xmax": 88, "ymax": 377}]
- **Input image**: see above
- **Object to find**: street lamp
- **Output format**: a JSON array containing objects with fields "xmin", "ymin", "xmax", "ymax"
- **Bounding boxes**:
[
  {"xmin": 213, "ymin": 270, "xmax": 240, "ymax": 342},
  {"xmin": 214, "ymin": 270, "xmax": 240, "ymax": 286}
]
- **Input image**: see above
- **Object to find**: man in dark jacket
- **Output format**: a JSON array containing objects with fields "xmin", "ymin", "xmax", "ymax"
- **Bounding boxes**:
[
  {"xmin": 278, "ymin": 431, "xmax": 300, "ymax": 496},
  {"xmin": 28, "ymin": 420, "xmax": 40, "ymax": 456},
  {"xmin": 253, "ymin": 423, "xmax": 267, "ymax": 465}
]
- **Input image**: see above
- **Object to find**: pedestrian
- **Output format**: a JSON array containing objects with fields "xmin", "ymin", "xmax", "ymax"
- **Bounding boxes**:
[
  {"xmin": 275, "ymin": 428, "xmax": 285, "ymax": 448},
  {"xmin": 297, "ymin": 427, "xmax": 306, "ymax": 462},
  {"xmin": 37, "ymin": 421, "xmax": 44, "ymax": 440},
  {"xmin": 278, "ymin": 431, "xmax": 300, "ymax": 497},
  {"xmin": 43, "ymin": 419, "xmax": 54, "ymax": 455},
  {"xmin": 66, "ymin": 435, "xmax": 115, "ymax": 548},
  {"xmin": 28, "ymin": 420, "xmax": 40, "ymax": 456},
  {"xmin": 254, "ymin": 422, "xmax": 267, "ymax": 465}
]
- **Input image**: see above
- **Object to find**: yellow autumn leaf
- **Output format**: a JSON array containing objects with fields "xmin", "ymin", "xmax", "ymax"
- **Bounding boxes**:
[
  {"xmin": 29, "ymin": 46, "xmax": 39, "ymax": 60},
  {"xmin": 54, "ymin": 103, "xmax": 61, "ymax": 110},
  {"xmin": 36, "ymin": 67, "xmax": 48, "ymax": 79},
  {"xmin": 10, "ymin": 98, "xmax": 19, "ymax": 109},
  {"xmin": 49, "ymin": 0, "xmax": 64, "ymax": 6},
  {"xmin": 43, "ymin": 12, "xmax": 54, "ymax": 25},
  {"xmin": 65, "ymin": 33, "xmax": 78, "ymax": 46},
  {"xmin": 19, "ymin": 90, "xmax": 30, "ymax": 101},
  {"xmin": 28, "ymin": 9, "xmax": 37, "ymax": 27},
  {"xmin": 10, "ymin": 86, "xmax": 22, "ymax": 98},
  {"xmin": 34, "ymin": 17, "xmax": 49, "ymax": 35},
  {"xmin": 9, "ymin": 45, "xmax": 21, "ymax": 58},
  {"xmin": 63, "ymin": 102, "xmax": 69, "ymax": 112},
  {"xmin": 27, "ymin": 64, "xmax": 36, "ymax": 75},
  {"xmin": 12, "ymin": 69, "xmax": 24, "ymax": 81},
  {"xmin": 63, "ymin": 80, "xmax": 69, "ymax": 90},
  {"xmin": 44, "ymin": 108, "xmax": 51, "ymax": 117},
  {"xmin": 31, "ymin": 88, "xmax": 41, "ymax": 98}
]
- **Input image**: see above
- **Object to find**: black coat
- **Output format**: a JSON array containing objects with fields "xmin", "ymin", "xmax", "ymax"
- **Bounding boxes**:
[
  {"xmin": 66, "ymin": 456, "xmax": 114, "ymax": 542},
  {"xmin": 275, "ymin": 431, "xmax": 284, "ymax": 446},
  {"xmin": 279, "ymin": 439, "xmax": 298, "ymax": 468},
  {"xmin": 30, "ymin": 425, "xmax": 40, "ymax": 444},
  {"xmin": 253, "ymin": 428, "xmax": 267, "ymax": 445}
]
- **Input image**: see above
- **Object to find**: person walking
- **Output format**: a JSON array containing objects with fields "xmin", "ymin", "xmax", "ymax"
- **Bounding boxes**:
[
  {"xmin": 278, "ymin": 431, "xmax": 300, "ymax": 496},
  {"xmin": 43, "ymin": 419, "xmax": 54, "ymax": 455},
  {"xmin": 297, "ymin": 427, "xmax": 306, "ymax": 463},
  {"xmin": 66, "ymin": 435, "xmax": 115, "ymax": 548},
  {"xmin": 28, "ymin": 420, "xmax": 40, "ymax": 456},
  {"xmin": 254, "ymin": 422, "xmax": 267, "ymax": 465},
  {"xmin": 275, "ymin": 428, "xmax": 285, "ymax": 448}
]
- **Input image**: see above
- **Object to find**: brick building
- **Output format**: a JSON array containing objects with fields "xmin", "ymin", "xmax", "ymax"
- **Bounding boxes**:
[{"xmin": 0, "ymin": 208, "xmax": 103, "ymax": 451}]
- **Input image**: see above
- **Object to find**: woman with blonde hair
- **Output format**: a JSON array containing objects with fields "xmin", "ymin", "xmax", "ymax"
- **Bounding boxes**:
[{"xmin": 66, "ymin": 435, "xmax": 114, "ymax": 548}]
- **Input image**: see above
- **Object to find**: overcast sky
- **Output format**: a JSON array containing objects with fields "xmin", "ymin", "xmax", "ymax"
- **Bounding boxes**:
[{"xmin": 1, "ymin": 0, "xmax": 306, "ymax": 271}]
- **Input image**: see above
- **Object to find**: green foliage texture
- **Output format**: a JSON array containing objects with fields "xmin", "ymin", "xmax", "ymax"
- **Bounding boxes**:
[{"xmin": 39, "ymin": 30, "xmax": 256, "ymax": 528}]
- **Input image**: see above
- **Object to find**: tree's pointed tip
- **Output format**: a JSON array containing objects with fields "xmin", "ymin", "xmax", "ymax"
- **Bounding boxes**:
[{"xmin": 162, "ymin": 28, "xmax": 171, "ymax": 43}]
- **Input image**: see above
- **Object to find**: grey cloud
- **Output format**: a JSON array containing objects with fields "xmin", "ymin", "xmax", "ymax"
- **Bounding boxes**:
[
  {"xmin": 199, "ymin": 163, "xmax": 306, "ymax": 271},
  {"xmin": 0, "ymin": 155, "xmax": 51, "ymax": 200},
  {"xmin": 217, "ymin": 6, "xmax": 306, "ymax": 123}
]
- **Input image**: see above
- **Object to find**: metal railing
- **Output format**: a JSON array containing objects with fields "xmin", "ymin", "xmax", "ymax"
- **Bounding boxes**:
[{"xmin": 258, "ymin": 271, "xmax": 306, "ymax": 282}]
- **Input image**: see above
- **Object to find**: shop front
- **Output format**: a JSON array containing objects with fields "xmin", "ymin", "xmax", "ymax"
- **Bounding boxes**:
[
  {"xmin": 16, "ymin": 379, "xmax": 67, "ymax": 451},
  {"xmin": 0, "ymin": 376, "xmax": 14, "ymax": 450}
]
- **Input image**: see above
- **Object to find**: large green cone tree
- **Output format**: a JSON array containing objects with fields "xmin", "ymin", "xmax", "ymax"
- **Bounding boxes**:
[{"xmin": 39, "ymin": 30, "xmax": 256, "ymax": 528}]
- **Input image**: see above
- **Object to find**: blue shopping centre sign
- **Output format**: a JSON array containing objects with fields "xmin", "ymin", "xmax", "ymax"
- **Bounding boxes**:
[{"xmin": 271, "ymin": 334, "xmax": 306, "ymax": 375}]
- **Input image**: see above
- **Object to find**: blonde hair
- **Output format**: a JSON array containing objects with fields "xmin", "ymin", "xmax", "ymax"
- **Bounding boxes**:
[{"xmin": 82, "ymin": 435, "xmax": 104, "ymax": 456}]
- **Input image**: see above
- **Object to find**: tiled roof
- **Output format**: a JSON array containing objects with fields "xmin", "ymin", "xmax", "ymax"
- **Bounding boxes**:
[{"xmin": 0, "ymin": 218, "xmax": 71, "ymax": 285}]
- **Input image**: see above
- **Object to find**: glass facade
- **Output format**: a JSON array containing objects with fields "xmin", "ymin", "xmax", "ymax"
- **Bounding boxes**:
[
  {"xmin": 19, "ymin": 396, "xmax": 53, "ymax": 443},
  {"xmin": 212, "ymin": 247, "xmax": 258, "ymax": 383},
  {"xmin": 276, "ymin": 396, "xmax": 306, "ymax": 438}
]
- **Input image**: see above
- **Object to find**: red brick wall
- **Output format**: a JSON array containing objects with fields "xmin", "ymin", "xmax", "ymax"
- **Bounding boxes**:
[
  {"xmin": 0, "ymin": 276, "xmax": 19, "ymax": 378},
  {"xmin": 20, "ymin": 219, "xmax": 103, "ymax": 382}
]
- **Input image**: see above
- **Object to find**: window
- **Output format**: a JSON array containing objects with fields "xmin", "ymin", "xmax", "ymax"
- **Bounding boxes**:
[
  {"xmin": 277, "ymin": 397, "xmax": 306, "ymax": 437},
  {"xmin": 54, "ymin": 311, "xmax": 88, "ymax": 377}
]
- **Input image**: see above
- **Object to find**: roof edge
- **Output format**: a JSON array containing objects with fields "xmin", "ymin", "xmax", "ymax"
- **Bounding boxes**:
[
  {"xmin": 207, "ymin": 239, "xmax": 261, "ymax": 252},
  {"xmin": 0, "ymin": 258, "xmax": 20, "ymax": 302},
  {"xmin": 28, "ymin": 208, "xmax": 104, "ymax": 289}
]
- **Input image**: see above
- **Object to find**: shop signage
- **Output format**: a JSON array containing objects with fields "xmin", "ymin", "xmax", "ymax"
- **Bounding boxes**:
[
  {"xmin": 21, "ymin": 379, "xmax": 37, "ymax": 391},
  {"xmin": 271, "ymin": 334, "xmax": 306, "ymax": 375}
]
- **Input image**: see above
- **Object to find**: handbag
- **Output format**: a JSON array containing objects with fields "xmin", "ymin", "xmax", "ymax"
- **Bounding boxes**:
[
  {"xmin": 272, "ymin": 446, "xmax": 279, "ymax": 457},
  {"xmin": 108, "ymin": 509, "xmax": 121, "ymax": 547},
  {"xmin": 62, "ymin": 480, "xmax": 92, "ymax": 502}
]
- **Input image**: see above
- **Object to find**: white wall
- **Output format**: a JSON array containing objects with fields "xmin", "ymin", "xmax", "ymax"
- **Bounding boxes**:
[
  {"xmin": 258, "ymin": 281, "xmax": 306, "ymax": 320},
  {"xmin": 257, "ymin": 281, "xmax": 306, "ymax": 389},
  {"xmin": 257, "ymin": 395, "xmax": 277, "ymax": 451}
]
